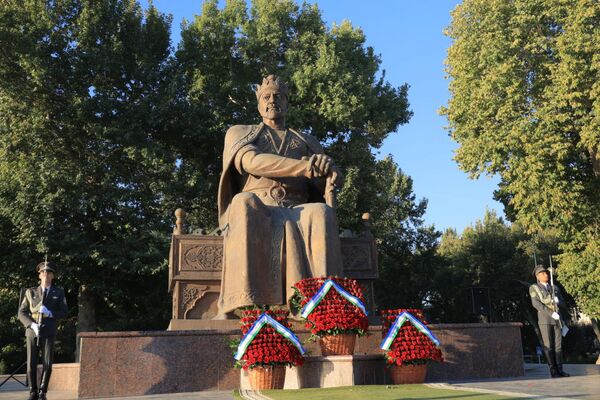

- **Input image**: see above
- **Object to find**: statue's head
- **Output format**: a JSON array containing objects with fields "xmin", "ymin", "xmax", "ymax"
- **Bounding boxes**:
[{"xmin": 255, "ymin": 74, "xmax": 288, "ymax": 121}]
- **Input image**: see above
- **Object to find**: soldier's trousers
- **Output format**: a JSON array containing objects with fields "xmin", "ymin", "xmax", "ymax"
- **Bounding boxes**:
[
  {"xmin": 26, "ymin": 335, "xmax": 55, "ymax": 394},
  {"xmin": 539, "ymin": 323, "xmax": 562, "ymax": 368}
]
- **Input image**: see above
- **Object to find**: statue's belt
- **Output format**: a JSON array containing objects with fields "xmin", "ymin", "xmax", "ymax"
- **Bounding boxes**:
[{"xmin": 245, "ymin": 184, "xmax": 308, "ymax": 205}]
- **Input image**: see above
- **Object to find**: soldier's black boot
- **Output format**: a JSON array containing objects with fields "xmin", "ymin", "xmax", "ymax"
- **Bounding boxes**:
[
  {"xmin": 557, "ymin": 365, "xmax": 570, "ymax": 377},
  {"xmin": 39, "ymin": 368, "xmax": 51, "ymax": 399},
  {"xmin": 549, "ymin": 365, "xmax": 560, "ymax": 378},
  {"xmin": 27, "ymin": 367, "xmax": 38, "ymax": 399}
]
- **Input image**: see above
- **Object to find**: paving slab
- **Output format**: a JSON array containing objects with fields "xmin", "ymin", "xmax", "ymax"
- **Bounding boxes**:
[
  {"xmin": 0, "ymin": 376, "xmax": 234, "ymax": 400},
  {"xmin": 446, "ymin": 364, "xmax": 600, "ymax": 399},
  {"xmin": 2, "ymin": 364, "xmax": 599, "ymax": 400},
  {"xmin": 0, "ymin": 390, "xmax": 235, "ymax": 400}
]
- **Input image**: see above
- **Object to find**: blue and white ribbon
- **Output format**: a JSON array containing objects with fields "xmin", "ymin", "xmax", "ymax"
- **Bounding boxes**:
[
  {"xmin": 380, "ymin": 311, "xmax": 440, "ymax": 350},
  {"xmin": 300, "ymin": 279, "xmax": 368, "ymax": 318},
  {"xmin": 234, "ymin": 313, "xmax": 306, "ymax": 360}
]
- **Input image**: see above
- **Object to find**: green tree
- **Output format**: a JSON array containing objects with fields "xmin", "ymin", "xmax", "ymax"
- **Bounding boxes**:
[
  {"xmin": 173, "ymin": 0, "xmax": 429, "ymax": 313},
  {"xmin": 0, "ymin": 0, "xmax": 420, "ymax": 371},
  {"xmin": 433, "ymin": 211, "xmax": 594, "ymax": 361},
  {"xmin": 170, "ymin": 0, "xmax": 412, "ymax": 230},
  {"xmin": 436, "ymin": 210, "xmax": 531, "ymax": 323},
  {"xmin": 442, "ymin": 0, "xmax": 600, "ymax": 319},
  {"xmin": 0, "ymin": 0, "xmax": 175, "ymax": 366},
  {"xmin": 364, "ymin": 157, "xmax": 441, "ymax": 312}
]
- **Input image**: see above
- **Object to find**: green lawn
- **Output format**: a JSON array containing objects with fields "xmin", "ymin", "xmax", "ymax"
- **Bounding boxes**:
[{"xmin": 234, "ymin": 385, "xmax": 520, "ymax": 400}]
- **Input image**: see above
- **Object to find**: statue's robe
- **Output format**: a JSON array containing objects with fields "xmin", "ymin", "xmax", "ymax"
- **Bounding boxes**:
[{"xmin": 217, "ymin": 123, "xmax": 343, "ymax": 313}]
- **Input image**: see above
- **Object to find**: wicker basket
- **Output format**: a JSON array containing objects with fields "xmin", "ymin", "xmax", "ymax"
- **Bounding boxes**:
[
  {"xmin": 319, "ymin": 333, "xmax": 356, "ymax": 356},
  {"xmin": 248, "ymin": 365, "xmax": 286, "ymax": 390},
  {"xmin": 389, "ymin": 363, "xmax": 427, "ymax": 384}
]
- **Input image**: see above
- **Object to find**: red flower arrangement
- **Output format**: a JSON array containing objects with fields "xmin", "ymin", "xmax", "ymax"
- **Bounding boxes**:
[
  {"xmin": 380, "ymin": 308, "xmax": 443, "ymax": 366},
  {"xmin": 293, "ymin": 277, "xmax": 369, "ymax": 338},
  {"xmin": 235, "ymin": 308, "xmax": 304, "ymax": 370}
]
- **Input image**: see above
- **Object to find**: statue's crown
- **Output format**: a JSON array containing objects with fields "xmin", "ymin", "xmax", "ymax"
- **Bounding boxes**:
[{"xmin": 255, "ymin": 74, "xmax": 288, "ymax": 100}]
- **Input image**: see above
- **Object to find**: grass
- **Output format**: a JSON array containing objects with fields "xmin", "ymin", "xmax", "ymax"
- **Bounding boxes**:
[{"xmin": 233, "ymin": 384, "xmax": 518, "ymax": 400}]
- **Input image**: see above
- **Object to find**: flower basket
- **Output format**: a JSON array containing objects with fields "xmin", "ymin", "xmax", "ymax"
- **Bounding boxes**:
[
  {"xmin": 232, "ymin": 306, "xmax": 304, "ymax": 388},
  {"xmin": 248, "ymin": 364, "xmax": 286, "ymax": 390},
  {"xmin": 380, "ymin": 308, "xmax": 443, "ymax": 373},
  {"xmin": 389, "ymin": 363, "xmax": 427, "ymax": 384},
  {"xmin": 319, "ymin": 332, "xmax": 356, "ymax": 356},
  {"xmin": 293, "ymin": 277, "xmax": 369, "ymax": 356}
]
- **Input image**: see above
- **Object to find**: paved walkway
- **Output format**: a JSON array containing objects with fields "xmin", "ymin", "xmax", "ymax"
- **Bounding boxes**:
[
  {"xmin": 443, "ymin": 363, "xmax": 600, "ymax": 399},
  {"xmin": 0, "ymin": 386, "xmax": 234, "ymax": 400},
  {"xmin": 2, "ymin": 363, "xmax": 599, "ymax": 399}
]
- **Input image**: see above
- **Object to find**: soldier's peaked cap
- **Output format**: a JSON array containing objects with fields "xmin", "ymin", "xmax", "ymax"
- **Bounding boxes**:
[
  {"xmin": 532, "ymin": 264, "xmax": 548, "ymax": 278},
  {"xmin": 36, "ymin": 261, "xmax": 57, "ymax": 273}
]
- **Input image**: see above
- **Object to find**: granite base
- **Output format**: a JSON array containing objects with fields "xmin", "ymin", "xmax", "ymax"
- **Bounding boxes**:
[
  {"xmin": 77, "ymin": 322, "xmax": 523, "ymax": 398},
  {"xmin": 32, "ymin": 362, "xmax": 79, "ymax": 392}
]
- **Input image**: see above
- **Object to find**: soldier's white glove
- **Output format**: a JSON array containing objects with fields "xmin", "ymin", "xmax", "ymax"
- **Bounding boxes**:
[
  {"xmin": 30, "ymin": 322, "xmax": 40, "ymax": 336},
  {"xmin": 553, "ymin": 296, "xmax": 559, "ymax": 304},
  {"xmin": 40, "ymin": 305, "xmax": 53, "ymax": 317},
  {"xmin": 551, "ymin": 312, "xmax": 560, "ymax": 320}
]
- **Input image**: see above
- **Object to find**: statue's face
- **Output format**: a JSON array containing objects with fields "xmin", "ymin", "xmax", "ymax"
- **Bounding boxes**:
[{"xmin": 258, "ymin": 88, "xmax": 288, "ymax": 121}]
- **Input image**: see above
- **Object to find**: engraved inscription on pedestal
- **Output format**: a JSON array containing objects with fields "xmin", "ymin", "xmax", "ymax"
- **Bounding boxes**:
[
  {"xmin": 340, "ymin": 237, "xmax": 378, "ymax": 280},
  {"xmin": 181, "ymin": 244, "xmax": 223, "ymax": 271},
  {"xmin": 341, "ymin": 244, "xmax": 370, "ymax": 271}
]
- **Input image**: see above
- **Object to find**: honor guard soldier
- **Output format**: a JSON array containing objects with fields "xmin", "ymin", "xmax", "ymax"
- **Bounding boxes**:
[
  {"xmin": 18, "ymin": 261, "xmax": 68, "ymax": 400},
  {"xmin": 529, "ymin": 264, "xmax": 570, "ymax": 378}
]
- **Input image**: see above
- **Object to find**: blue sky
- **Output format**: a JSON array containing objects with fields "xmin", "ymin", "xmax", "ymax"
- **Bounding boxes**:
[{"xmin": 141, "ymin": 0, "xmax": 504, "ymax": 233}]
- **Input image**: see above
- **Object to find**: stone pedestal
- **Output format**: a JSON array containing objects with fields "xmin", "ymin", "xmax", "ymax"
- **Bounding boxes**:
[
  {"xmin": 76, "ymin": 322, "xmax": 524, "ymax": 398},
  {"xmin": 240, "ymin": 355, "xmax": 387, "ymax": 389},
  {"xmin": 34, "ymin": 363, "xmax": 79, "ymax": 392}
]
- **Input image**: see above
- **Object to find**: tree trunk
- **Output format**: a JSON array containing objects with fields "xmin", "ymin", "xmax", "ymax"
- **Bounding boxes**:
[
  {"xmin": 591, "ymin": 318, "xmax": 600, "ymax": 365},
  {"xmin": 589, "ymin": 146, "xmax": 600, "ymax": 177},
  {"xmin": 75, "ymin": 284, "xmax": 96, "ymax": 361}
]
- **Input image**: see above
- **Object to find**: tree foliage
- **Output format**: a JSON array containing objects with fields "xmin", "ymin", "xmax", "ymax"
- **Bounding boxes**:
[
  {"xmin": 436, "ymin": 210, "xmax": 531, "ymax": 323},
  {"xmin": 171, "ymin": 0, "xmax": 412, "ymax": 229},
  {"xmin": 442, "ymin": 0, "xmax": 600, "ymax": 318},
  {"xmin": 0, "ymin": 0, "xmax": 419, "ymax": 370},
  {"xmin": 362, "ymin": 157, "xmax": 440, "ymax": 311},
  {"xmin": 0, "ymin": 0, "xmax": 175, "ymax": 367},
  {"xmin": 172, "ymin": 0, "xmax": 428, "ymax": 312}
]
